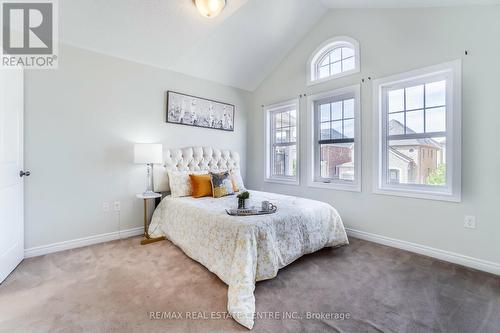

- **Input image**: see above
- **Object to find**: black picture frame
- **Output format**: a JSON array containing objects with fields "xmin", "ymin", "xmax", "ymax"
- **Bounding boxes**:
[{"xmin": 166, "ymin": 90, "xmax": 235, "ymax": 132}]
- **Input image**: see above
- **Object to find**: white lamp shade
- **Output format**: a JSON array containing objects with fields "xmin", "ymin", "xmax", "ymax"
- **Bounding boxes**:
[{"xmin": 134, "ymin": 143, "xmax": 163, "ymax": 164}]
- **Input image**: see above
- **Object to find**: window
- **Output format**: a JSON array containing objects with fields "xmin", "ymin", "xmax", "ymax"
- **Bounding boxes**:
[
  {"xmin": 307, "ymin": 36, "xmax": 360, "ymax": 85},
  {"xmin": 265, "ymin": 99, "xmax": 299, "ymax": 185},
  {"xmin": 373, "ymin": 60, "xmax": 461, "ymax": 202},
  {"xmin": 307, "ymin": 85, "xmax": 361, "ymax": 191}
]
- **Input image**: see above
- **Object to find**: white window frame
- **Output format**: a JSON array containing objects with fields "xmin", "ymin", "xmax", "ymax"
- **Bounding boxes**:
[
  {"xmin": 306, "ymin": 85, "xmax": 361, "ymax": 192},
  {"xmin": 373, "ymin": 60, "xmax": 462, "ymax": 202},
  {"xmin": 307, "ymin": 36, "xmax": 360, "ymax": 86},
  {"xmin": 264, "ymin": 99, "xmax": 300, "ymax": 185}
]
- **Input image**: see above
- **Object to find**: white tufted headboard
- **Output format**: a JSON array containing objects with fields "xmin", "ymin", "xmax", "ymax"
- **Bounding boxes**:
[{"xmin": 153, "ymin": 146, "xmax": 241, "ymax": 193}]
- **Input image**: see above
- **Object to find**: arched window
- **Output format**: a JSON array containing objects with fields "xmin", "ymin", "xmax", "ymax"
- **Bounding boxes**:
[{"xmin": 307, "ymin": 36, "xmax": 360, "ymax": 85}]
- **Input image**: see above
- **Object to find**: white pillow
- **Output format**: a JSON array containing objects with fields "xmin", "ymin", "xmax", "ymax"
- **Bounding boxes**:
[
  {"xmin": 231, "ymin": 169, "xmax": 245, "ymax": 192},
  {"xmin": 168, "ymin": 170, "xmax": 206, "ymax": 197}
]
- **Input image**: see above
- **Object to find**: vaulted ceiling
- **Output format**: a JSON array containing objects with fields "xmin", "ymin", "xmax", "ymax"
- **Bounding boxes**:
[
  {"xmin": 60, "ymin": 0, "xmax": 327, "ymax": 91},
  {"xmin": 60, "ymin": 0, "xmax": 500, "ymax": 91},
  {"xmin": 319, "ymin": 0, "xmax": 500, "ymax": 8}
]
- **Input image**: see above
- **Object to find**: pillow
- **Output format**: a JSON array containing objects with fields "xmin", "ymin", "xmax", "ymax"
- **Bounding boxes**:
[
  {"xmin": 210, "ymin": 171, "xmax": 235, "ymax": 198},
  {"xmin": 168, "ymin": 170, "xmax": 206, "ymax": 198},
  {"xmin": 231, "ymin": 169, "xmax": 245, "ymax": 192},
  {"xmin": 189, "ymin": 174, "xmax": 213, "ymax": 198}
]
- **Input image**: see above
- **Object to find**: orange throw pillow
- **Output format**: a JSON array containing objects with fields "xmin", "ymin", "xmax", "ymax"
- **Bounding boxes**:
[{"xmin": 189, "ymin": 174, "xmax": 212, "ymax": 198}]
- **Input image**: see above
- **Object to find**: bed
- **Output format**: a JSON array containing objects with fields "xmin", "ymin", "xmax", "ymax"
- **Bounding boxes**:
[{"xmin": 150, "ymin": 147, "xmax": 349, "ymax": 329}]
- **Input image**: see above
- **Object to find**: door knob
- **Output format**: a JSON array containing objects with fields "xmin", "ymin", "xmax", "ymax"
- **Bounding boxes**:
[{"xmin": 19, "ymin": 170, "xmax": 31, "ymax": 177}]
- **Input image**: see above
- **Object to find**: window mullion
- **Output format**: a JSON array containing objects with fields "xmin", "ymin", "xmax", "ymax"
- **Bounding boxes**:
[
  {"xmin": 403, "ymin": 88, "xmax": 407, "ymax": 134},
  {"xmin": 341, "ymin": 100, "xmax": 345, "ymax": 138},
  {"xmin": 340, "ymin": 47, "xmax": 343, "ymax": 72},
  {"xmin": 271, "ymin": 112, "xmax": 275, "ymax": 176},
  {"xmin": 423, "ymin": 84, "xmax": 427, "ymax": 133}
]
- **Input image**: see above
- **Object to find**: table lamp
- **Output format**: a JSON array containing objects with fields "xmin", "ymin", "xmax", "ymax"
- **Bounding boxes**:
[{"xmin": 134, "ymin": 143, "xmax": 163, "ymax": 195}]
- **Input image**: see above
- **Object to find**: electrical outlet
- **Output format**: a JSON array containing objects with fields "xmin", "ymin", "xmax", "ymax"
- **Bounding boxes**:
[
  {"xmin": 464, "ymin": 215, "xmax": 476, "ymax": 229},
  {"xmin": 102, "ymin": 202, "xmax": 110, "ymax": 212},
  {"xmin": 113, "ymin": 201, "xmax": 121, "ymax": 212}
]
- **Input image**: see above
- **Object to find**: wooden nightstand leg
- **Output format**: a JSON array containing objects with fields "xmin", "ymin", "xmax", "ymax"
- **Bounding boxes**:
[
  {"xmin": 141, "ymin": 236, "xmax": 166, "ymax": 245},
  {"xmin": 141, "ymin": 198, "xmax": 166, "ymax": 245}
]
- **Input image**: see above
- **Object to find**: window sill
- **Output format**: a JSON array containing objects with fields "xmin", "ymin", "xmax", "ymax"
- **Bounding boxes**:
[
  {"xmin": 264, "ymin": 178, "xmax": 300, "ymax": 186},
  {"xmin": 373, "ymin": 186, "xmax": 461, "ymax": 203},
  {"xmin": 307, "ymin": 68, "xmax": 360, "ymax": 87},
  {"xmin": 307, "ymin": 180, "xmax": 361, "ymax": 192}
]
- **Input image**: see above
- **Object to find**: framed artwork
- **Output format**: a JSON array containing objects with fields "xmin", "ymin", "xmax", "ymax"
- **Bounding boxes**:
[{"xmin": 166, "ymin": 91, "xmax": 235, "ymax": 131}]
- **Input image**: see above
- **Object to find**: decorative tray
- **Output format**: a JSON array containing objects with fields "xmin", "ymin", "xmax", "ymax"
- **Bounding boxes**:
[{"xmin": 226, "ymin": 206, "xmax": 277, "ymax": 216}]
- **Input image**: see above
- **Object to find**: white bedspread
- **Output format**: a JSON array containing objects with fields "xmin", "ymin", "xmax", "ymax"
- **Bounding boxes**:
[{"xmin": 149, "ymin": 190, "xmax": 349, "ymax": 329}]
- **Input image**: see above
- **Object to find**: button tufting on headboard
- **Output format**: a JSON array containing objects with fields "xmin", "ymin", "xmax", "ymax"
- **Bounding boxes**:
[{"xmin": 153, "ymin": 147, "xmax": 240, "ymax": 193}]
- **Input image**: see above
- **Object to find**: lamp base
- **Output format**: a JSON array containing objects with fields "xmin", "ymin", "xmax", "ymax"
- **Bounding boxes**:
[{"xmin": 143, "ymin": 163, "xmax": 155, "ymax": 196}]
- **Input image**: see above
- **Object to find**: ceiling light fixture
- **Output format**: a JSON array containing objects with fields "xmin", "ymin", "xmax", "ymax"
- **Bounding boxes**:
[{"xmin": 194, "ymin": 0, "xmax": 226, "ymax": 18}]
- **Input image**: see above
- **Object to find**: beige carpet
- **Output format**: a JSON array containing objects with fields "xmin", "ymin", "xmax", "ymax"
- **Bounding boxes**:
[{"xmin": 0, "ymin": 236, "xmax": 499, "ymax": 333}]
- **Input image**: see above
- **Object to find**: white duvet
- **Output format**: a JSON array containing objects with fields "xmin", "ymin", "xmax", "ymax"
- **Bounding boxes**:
[{"xmin": 149, "ymin": 190, "xmax": 349, "ymax": 329}]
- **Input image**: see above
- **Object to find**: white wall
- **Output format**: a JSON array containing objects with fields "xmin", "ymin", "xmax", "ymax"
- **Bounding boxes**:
[
  {"xmin": 25, "ymin": 44, "xmax": 252, "ymax": 249},
  {"xmin": 248, "ymin": 7, "xmax": 500, "ymax": 264}
]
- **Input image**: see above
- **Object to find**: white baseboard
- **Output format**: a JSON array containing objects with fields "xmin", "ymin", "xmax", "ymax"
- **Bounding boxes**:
[
  {"xmin": 346, "ymin": 228, "xmax": 500, "ymax": 276},
  {"xmin": 24, "ymin": 227, "xmax": 143, "ymax": 258},
  {"xmin": 23, "ymin": 226, "xmax": 500, "ymax": 276}
]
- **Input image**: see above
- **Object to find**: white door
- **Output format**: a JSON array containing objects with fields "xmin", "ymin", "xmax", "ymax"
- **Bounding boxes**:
[{"xmin": 0, "ymin": 68, "xmax": 24, "ymax": 283}]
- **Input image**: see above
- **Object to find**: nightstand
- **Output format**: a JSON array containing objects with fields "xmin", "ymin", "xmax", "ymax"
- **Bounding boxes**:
[{"xmin": 136, "ymin": 193, "xmax": 166, "ymax": 245}]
